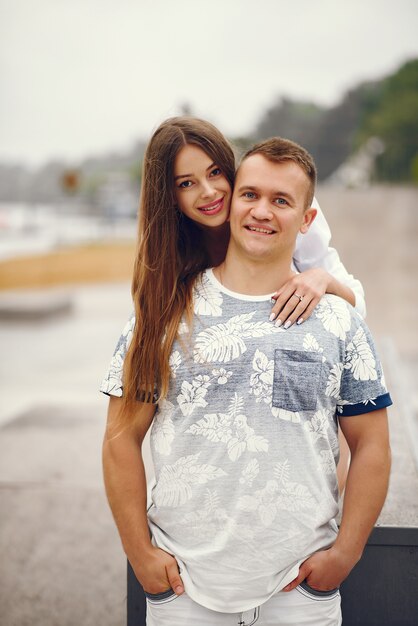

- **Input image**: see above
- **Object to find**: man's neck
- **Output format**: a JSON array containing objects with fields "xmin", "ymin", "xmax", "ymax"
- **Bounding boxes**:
[{"xmin": 213, "ymin": 250, "xmax": 295, "ymax": 296}]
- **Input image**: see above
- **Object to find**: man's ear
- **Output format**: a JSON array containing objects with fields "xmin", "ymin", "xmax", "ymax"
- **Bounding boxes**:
[{"xmin": 300, "ymin": 207, "xmax": 317, "ymax": 234}]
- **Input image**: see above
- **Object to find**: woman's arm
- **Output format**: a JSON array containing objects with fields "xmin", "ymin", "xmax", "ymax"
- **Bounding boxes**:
[{"xmin": 270, "ymin": 198, "xmax": 366, "ymax": 327}]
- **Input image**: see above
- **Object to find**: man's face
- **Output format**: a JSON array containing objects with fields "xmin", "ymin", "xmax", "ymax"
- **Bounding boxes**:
[{"xmin": 229, "ymin": 154, "xmax": 316, "ymax": 262}]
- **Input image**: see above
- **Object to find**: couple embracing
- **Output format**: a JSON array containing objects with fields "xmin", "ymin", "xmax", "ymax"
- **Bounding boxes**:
[{"xmin": 101, "ymin": 118, "xmax": 391, "ymax": 626}]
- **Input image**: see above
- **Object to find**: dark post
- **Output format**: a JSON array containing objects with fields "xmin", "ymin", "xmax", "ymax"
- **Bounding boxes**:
[{"xmin": 127, "ymin": 561, "xmax": 146, "ymax": 626}]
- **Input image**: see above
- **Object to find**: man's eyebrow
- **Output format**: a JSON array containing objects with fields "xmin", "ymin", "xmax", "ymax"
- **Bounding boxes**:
[
  {"xmin": 236, "ymin": 184, "xmax": 295, "ymax": 201},
  {"xmin": 174, "ymin": 162, "xmax": 217, "ymax": 181},
  {"xmin": 236, "ymin": 185, "xmax": 259, "ymax": 192}
]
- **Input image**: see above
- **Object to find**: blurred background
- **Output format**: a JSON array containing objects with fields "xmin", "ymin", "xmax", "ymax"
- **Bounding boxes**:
[{"xmin": 0, "ymin": 1, "xmax": 417, "ymax": 624}]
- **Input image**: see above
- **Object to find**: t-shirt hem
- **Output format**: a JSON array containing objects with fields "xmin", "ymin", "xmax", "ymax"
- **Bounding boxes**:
[{"xmin": 177, "ymin": 560, "xmax": 302, "ymax": 614}]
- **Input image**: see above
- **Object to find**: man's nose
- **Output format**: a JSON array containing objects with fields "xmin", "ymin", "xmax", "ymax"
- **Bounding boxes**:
[{"xmin": 250, "ymin": 198, "xmax": 273, "ymax": 220}]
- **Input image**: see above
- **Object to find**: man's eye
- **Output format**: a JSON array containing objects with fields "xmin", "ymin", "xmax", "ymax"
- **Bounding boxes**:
[
  {"xmin": 243, "ymin": 192, "xmax": 256, "ymax": 199},
  {"xmin": 178, "ymin": 180, "xmax": 193, "ymax": 188},
  {"xmin": 274, "ymin": 198, "xmax": 287, "ymax": 205},
  {"xmin": 210, "ymin": 167, "xmax": 221, "ymax": 177}
]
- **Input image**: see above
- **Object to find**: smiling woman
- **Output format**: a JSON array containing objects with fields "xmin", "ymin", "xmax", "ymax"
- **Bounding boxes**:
[{"xmin": 174, "ymin": 144, "xmax": 232, "ymax": 227}]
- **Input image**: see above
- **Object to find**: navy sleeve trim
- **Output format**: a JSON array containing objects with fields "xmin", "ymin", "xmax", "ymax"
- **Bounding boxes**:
[{"xmin": 337, "ymin": 393, "xmax": 393, "ymax": 417}]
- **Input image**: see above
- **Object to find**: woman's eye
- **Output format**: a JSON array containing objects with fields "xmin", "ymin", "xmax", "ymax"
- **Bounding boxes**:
[
  {"xmin": 178, "ymin": 180, "xmax": 193, "ymax": 188},
  {"xmin": 210, "ymin": 167, "xmax": 221, "ymax": 177}
]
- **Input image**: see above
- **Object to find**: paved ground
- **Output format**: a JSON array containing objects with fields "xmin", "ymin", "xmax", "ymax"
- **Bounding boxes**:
[{"xmin": 1, "ymin": 182, "xmax": 418, "ymax": 625}]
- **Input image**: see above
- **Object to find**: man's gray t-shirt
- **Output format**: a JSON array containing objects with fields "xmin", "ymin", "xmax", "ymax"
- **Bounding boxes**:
[{"xmin": 101, "ymin": 268, "xmax": 392, "ymax": 613}]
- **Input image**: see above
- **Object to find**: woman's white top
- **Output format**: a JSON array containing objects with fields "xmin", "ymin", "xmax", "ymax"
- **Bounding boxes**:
[{"xmin": 293, "ymin": 197, "xmax": 366, "ymax": 317}]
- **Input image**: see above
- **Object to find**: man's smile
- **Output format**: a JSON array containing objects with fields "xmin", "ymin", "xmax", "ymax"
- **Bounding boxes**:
[{"xmin": 245, "ymin": 224, "xmax": 277, "ymax": 235}]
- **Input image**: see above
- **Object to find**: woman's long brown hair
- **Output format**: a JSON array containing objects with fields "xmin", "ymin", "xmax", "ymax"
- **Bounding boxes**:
[{"xmin": 119, "ymin": 117, "xmax": 235, "ymax": 428}]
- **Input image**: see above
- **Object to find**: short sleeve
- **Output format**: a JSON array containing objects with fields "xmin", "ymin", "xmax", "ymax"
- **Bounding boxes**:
[
  {"xmin": 100, "ymin": 313, "xmax": 135, "ymax": 397},
  {"xmin": 337, "ymin": 312, "xmax": 392, "ymax": 417}
]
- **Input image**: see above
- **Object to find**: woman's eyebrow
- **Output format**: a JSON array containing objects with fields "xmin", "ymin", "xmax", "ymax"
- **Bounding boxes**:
[{"xmin": 174, "ymin": 162, "xmax": 217, "ymax": 181}]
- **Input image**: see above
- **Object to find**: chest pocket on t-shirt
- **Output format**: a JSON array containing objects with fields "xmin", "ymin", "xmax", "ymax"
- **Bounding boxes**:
[{"xmin": 272, "ymin": 349, "xmax": 323, "ymax": 412}]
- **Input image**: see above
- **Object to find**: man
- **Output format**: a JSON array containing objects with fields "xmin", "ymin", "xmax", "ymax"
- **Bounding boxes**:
[{"xmin": 102, "ymin": 138, "xmax": 391, "ymax": 625}]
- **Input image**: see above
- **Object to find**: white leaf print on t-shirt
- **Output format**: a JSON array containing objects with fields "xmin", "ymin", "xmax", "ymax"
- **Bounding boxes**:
[
  {"xmin": 187, "ymin": 412, "xmax": 233, "ymax": 443},
  {"xmin": 239, "ymin": 459, "xmax": 260, "ymax": 486},
  {"xmin": 193, "ymin": 312, "xmax": 281, "ymax": 364},
  {"xmin": 237, "ymin": 460, "xmax": 314, "ymax": 526},
  {"xmin": 276, "ymin": 481, "xmax": 315, "ymax": 512},
  {"xmin": 250, "ymin": 349, "xmax": 274, "ymax": 404},
  {"xmin": 152, "ymin": 400, "xmax": 175, "ymax": 456},
  {"xmin": 186, "ymin": 393, "xmax": 269, "ymax": 462},
  {"xmin": 182, "ymin": 489, "xmax": 254, "ymax": 545},
  {"xmin": 344, "ymin": 327, "xmax": 377, "ymax": 381},
  {"xmin": 227, "ymin": 414, "xmax": 269, "ymax": 461},
  {"xmin": 303, "ymin": 333, "xmax": 326, "ymax": 363},
  {"xmin": 194, "ymin": 276, "xmax": 223, "ymax": 316},
  {"xmin": 250, "ymin": 350, "xmax": 301, "ymax": 423},
  {"xmin": 303, "ymin": 409, "xmax": 331, "ymax": 443},
  {"xmin": 153, "ymin": 452, "xmax": 226, "ymax": 508},
  {"xmin": 169, "ymin": 351, "xmax": 182, "ymax": 378},
  {"xmin": 315, "ymin": 297, "xmax": 351, "ymax": 340},
  {"xmin": 325, "ymin": 363, "xmax": 343, "ymax": 398},
  {"xmin": 177, "ymin": 375, "xmax": 211, "ymax": 416},
  {"xmin": 318, "ymin": 450, "xmax": 336, "ymax": 475},
  {"xmin": 101, "ymin": 352, "xmax": 125, "ymax": 397},
  {"xmin": 274, "ymin": 459, "xmax": 291, "ymax": 485},
  {"xmin": 303, "ymin": 333, "xmax": 323, "ymax": 354}
]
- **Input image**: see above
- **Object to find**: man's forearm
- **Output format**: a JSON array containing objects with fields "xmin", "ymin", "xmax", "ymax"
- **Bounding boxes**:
[
  {"xmin": 102, "ymin": 431, "xmax": 153, "ymax": 571},
  {"xmin": 333, "ymin": 436, "xmax": 391, "ymax": 562}
]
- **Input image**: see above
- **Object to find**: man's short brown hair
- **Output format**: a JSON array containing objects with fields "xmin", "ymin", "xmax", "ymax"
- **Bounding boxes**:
[{"xmin": 241, "ymin": 137, "xmax": 317, "ymax": 209}]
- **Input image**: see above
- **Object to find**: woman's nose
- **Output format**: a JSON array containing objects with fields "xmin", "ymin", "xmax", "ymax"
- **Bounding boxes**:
[{"xmin": 201, "ymin": 180, "xmax": 217, "ymax": 198}]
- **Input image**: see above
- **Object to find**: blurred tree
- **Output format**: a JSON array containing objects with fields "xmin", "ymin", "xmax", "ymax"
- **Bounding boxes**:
[
  {"xmin": 312, "ymin": 81, "xmax": 380, "ymax": 179},
  {"xmin": 356, "ymin": 59, "xmax": 418, "ymax": 182},
  {"xmin": 254, "ymin": 97, "xmax": 325, "ymax": 155}
]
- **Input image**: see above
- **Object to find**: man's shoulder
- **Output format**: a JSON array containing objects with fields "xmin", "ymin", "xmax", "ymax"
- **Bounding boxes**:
[
  {"xmin": 314, "ymin": 293, "xmax": 360, "ymax": 322},
  {"xmin": 304, "ymin": 293, "xmax": 371, "ymax": 343}
]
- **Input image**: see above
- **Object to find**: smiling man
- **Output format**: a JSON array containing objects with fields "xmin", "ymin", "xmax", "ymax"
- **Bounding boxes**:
[{"xmin": 102, "ymin": 137, "xmax": 392, "ymax": 626}]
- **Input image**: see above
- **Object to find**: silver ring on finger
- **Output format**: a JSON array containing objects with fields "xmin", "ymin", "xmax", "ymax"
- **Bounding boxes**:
[{"xmin": 293, "ymin": 293, "xmax": 304, "ymax": 302}]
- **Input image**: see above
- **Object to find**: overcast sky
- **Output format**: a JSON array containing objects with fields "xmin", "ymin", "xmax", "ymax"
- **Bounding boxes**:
[{"xmin": 1, "ymin": 0, "xmax": 417, "ymax": 166}]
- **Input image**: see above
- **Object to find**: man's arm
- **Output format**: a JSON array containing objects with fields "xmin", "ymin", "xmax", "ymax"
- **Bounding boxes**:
[
  {"xmin": 284, "ymin": 407, "xmax": 391, "ymax": 591},
  {"xmin": 102, "ymin": 396, "xmax": 185, "ymax": 595}
]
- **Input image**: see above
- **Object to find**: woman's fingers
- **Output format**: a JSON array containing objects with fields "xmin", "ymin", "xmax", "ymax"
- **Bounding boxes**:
[
  {"xmin": 271, "ymin": 292, "xmax": 322, "ymax": 327},
  {"xmin": 270, "ymin": 288, "xmax": 300, "ymax": 323},
  {"xmin": 270, "ymin": 269, "xmax": 331, "ymax": 325},
  {"xmin": 278, "ymin": 295, "xmax": 315, "ymax": 328}
]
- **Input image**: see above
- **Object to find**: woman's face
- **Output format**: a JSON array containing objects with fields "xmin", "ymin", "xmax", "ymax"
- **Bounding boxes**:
[{"xmin": 173, "ymin": 144, "xmax": 232, "ymax": 229}]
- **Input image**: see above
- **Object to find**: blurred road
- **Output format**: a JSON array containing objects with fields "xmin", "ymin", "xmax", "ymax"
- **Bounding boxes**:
[{"xmin": 0, "ymin": 283, "xmax": 133, "ymax": 625}]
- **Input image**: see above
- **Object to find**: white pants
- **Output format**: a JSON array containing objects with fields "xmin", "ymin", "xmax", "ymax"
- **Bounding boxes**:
[{"xmin": 146, "ymin": 585, "xmax": 342, "ymax": 626}]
